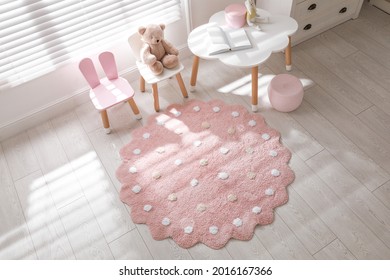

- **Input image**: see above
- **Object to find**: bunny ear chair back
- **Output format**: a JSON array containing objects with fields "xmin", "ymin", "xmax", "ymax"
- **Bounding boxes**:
[{"xmin": 79, "ymin": 51, "xmax": 142, "ymax": 134}]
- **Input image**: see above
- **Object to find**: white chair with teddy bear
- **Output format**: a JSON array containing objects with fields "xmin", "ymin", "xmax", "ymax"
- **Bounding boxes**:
[{"xmin": 128, "ymin": 23, "xmax": 188, "ymax": 112}]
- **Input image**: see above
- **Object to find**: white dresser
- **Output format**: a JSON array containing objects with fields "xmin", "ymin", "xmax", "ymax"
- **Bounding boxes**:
[{"xmin": 258, "ymin": 0, "xmax": 364, "ymax": 45}]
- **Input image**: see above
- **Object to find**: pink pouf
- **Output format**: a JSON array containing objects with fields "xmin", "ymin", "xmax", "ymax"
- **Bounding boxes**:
[{"xmin": 268, "ymin": 74, "xmax": 304, "ymax": 112}]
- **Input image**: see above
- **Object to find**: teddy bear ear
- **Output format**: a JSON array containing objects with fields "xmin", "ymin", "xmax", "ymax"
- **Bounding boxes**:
[
  {"xmin": 138, "ymin": 26, "xmax": 146, "ymax": 35},
  {"xmin": 159, "ymin": 24, "xmax": 166, "ymax": 30}
]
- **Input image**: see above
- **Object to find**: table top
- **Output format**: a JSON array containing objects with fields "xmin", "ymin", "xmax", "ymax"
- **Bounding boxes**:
[{"xmin": 187, "ymin": 10, "xmax": 298, "ymax": 68}]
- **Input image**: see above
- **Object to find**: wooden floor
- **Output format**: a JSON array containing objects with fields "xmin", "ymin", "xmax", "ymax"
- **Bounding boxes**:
[{"xmin": 1, "ymin": 2, "xmax": 390, "ymax": 260}]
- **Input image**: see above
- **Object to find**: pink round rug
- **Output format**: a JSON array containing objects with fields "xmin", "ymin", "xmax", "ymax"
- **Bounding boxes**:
[{"xmin": 116, "ymin": 99, "xmax": 294, "ymax": 249}]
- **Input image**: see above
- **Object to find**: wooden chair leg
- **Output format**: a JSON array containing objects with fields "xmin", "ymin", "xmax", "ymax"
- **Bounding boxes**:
[
  {"xmin": 152, "ymin": 83, "xmax": 160, "ymax": 112},
  {"xmin": 176, "ymin": 73, "xmax": 188, "ymax": 98},
  {"xmin": 140, "ymin": 76, "xmax": 145, "ymax": 92},
  {"xmin": 100, "ymin": 110, "xmax": 111, "ymax": 134},
  {"xmin": 128, "ymin": 98, "xmax": 142, "ymax": 120},
  {"xmin": 251, "ymin": 66, "xmax": 259, "ymax": 112}
]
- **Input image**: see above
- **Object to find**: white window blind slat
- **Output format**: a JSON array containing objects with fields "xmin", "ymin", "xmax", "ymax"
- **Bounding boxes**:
[{"xmin": 0, "ymin": 0, "xmax": 181, "ymax": 90}]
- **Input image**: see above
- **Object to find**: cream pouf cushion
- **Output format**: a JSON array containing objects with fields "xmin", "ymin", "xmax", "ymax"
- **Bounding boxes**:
[{"xmin": 268, "ymin": 74, "xmax": 304, "ymax": 112}]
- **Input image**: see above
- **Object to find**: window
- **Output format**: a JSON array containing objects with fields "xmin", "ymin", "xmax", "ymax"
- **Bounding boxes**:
[{"xmin": 0, "ymin": 0, "xmax": 181, "ymax": 90}]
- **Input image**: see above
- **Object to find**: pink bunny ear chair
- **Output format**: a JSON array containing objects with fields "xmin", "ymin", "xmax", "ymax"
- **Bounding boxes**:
[
  {"xmin": 128, "ymin": 32, "xmax": 188, "ymax": 112},
  {"xmin": 79, "ymin": 51, "xmax": 142, "ymax": 134}
]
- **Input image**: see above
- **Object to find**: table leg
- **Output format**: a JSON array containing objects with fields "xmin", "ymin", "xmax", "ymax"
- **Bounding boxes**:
[
  {"xmin": 285, "ymin": 36, "xmax": 292, "ymax": 71},
  {"xmin": 190, "ymin": 56, "xmax": 200, "ymax": 92},
  {"xmin": 251, "ymin": 66, "xmax": 258, "ymax": 112}
]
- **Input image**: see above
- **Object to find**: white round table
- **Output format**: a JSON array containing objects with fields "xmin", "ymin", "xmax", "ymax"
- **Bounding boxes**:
[{"xmin": 187, "ymin": 10, "xmax": 298, "ymax": 111}]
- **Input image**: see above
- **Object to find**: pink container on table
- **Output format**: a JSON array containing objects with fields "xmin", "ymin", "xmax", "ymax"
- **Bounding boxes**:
[{"xmin": 224, "ymin": 4, "xmax": 247, "ymax": 29}]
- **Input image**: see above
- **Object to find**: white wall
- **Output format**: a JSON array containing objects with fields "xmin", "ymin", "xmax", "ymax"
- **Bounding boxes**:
[{"xmin": 0, "ymin": 0, "xmax": 232, "ymax": 140}]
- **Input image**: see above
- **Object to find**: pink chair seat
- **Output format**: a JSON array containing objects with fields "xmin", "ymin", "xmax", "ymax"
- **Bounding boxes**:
[
  {"xmin": 268, "ymin": 74, "xmax": 303, "ymax": 112},
  {"xmin": 89, "ymin": 77, "xmax": 135, "ymax": 111}
]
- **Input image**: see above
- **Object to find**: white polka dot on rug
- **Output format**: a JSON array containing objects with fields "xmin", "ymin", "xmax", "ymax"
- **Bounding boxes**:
[
  {"xmin": 218, "ymin": 172, "xmax": 229, "ymax": 180},
  {"xmin": 202, "ymin": 122, "xmax": 211, "ymax": 129},
  {"xmin": 231, "ymin": 111, "xmax": 240, "ymax": 118},
  {"xmin": 162, "ymin": 217, "xmax": 171, "ymax": 226},
  {"xmin": 132, "ymin": 185, "xmax": 141, "ymax": 193},
  {"xmin": 269, "ymin": 150, "xmax": 278, "ymax": 157},
  {"xmin": 156, "ymin": 120, "xmax": 165, "ymax": 126},
  {"xmin": 227, "ymin": 127, "xmax": 236, "ymax": 135},
  {"xmin": 184, "ymin": 226, "xmax": 193, "ymax": 234},
  {"xmin": 233, "ymin": 218, "xmax": 243, "ymax": 227},
  {"xmin": 193, "ymin": 140, "xmax": 202, "ymax": 147},
  {"xmin": 133, "ymin": 148, "xmax": 141, "ymax": 155},
  {"xmin": 196, "ymin": 203, "xmax": 207, "ymax": 212},
  {"xmin": 199, "ymin": 159, "xmax": 208, "ymax": 166},
  {"xmin": 156, "ymin": 147, "xmax": 165, "ymax": 154},
  {"xmin": 209, "ymin": 226, "xmax": 218, "ymax": 235},
  {"xmin": 152, "ymin": 171, "xmax": 161, "ymax": 179},
  {"xmin": 227, "ymin": 194, "xmax": 237, "ymax": 202},
  {"xmin": 246, "ymin": 147, "xmax": 254, "ymax": 154},
  {"xmin": 265, "ymin": 188, "xmax": 274, "ymax": 196},
  {"xmin": 167, "ymin": 193, "xmax": 177, "ymax": 201},
  {"xmin": 190, "ymin": 179, "xmax": 199, "ymax": 187},
  {"xmin": 248, "ymin": 120, "xmax": 257, "ymax": 127},
  {"xmin": 219, "ymin": 147, "xmax": 230, "ymax": 154},
  {"xmin": 252, "ymin": 206, "xmax": 262, "ymax": 214},
  {"xmin": 128, "ymin": 166, "xmax": 137, "ymax": 173},
  {"xmin": 262, "ymin": 133, "xmax": 271, "ymax": 141},
  {"xmin": 143, "ymin": 133, "xmax": 150, "ymax": 139},
  {"xmin": 174, "ymin": 159, "xmax": 183, "ymax": 166},
  {"xmin": 143, "ymin": 205, "xmax": 152, "ymax": 212},
  {"xmin": 193, "ymin": 106, "xmax": 200, "ymax": 112},
  {"xmin": 213, "ymin": 106, "xmax": 220, "ymax": 113},
  {"xmin": 172, "ymin": 110, "xmax": 181, "ymax": 117},
  {"xmin": 271, "ymin": 169, "xmax": 280, "ymax": 177},
  {"xmin": 247, "ymin": 172, "xmax": 256, "ymax": 180}
]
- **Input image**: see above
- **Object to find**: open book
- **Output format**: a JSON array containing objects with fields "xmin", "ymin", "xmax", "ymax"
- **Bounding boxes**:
[{"xmin": 207, "ymin": 26, "xmax": 252, "ymax": 55}]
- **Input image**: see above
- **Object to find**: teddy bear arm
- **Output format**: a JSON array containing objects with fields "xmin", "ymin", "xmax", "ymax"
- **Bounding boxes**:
[
  {"xmin": 162, "ymin": 40, "xmax": 179, "ymax": 56},
  {"xmin": 140, "ymin": 45, "xmax": 157, "ymax": 64}
]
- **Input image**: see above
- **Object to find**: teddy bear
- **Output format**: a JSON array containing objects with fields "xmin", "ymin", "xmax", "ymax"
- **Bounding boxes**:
[{"xmin": 138, "ymin": 23, "xmax": 179, "ymax": 75}]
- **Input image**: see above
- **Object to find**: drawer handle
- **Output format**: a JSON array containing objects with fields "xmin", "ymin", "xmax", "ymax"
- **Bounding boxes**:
[
  {"xmin": 308, "ymin": 4, "xmax": 317, "ymax": 10},
  {"xmin": 303, "ymin": 24, "xmax": 312, "ymax": 30},
  {"xmin": 339, "ymin": 7, "xmax": 347, "ymax": 13}
]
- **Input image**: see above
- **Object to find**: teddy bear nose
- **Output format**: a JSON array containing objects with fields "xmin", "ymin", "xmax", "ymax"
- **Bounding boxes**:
[{"xmin": 156, "ymin": 39, "xmax": 160, "ymax": 43}]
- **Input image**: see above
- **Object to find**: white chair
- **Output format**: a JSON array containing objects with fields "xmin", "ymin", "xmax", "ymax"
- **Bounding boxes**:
[{"xmin": 128, "ymin": 32, "xmax": 188, "ymax": 112}]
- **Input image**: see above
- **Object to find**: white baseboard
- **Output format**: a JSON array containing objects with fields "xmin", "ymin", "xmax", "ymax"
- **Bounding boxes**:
[{"xmin": 0, "ymin": 44, "xmax": 191, "ymax": 141}]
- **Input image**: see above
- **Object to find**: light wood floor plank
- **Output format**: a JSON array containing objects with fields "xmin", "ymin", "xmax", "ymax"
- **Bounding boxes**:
[
  {"xmin": 225, "ymin": 236, "xmax": 273, "ymax": 260},
  {"xmin": 304, "ymin": 86, "xmax": 390, "ymax": 173},
  {"xmin": 314, "ymin": 239, "xmax": 356, "ymax": 260},
  {"xmin": 2, "ymin": 132, "xmax": 40, "ymax": 181},
  {"xmin": 358, "ymin": 106, "xmax": 390, "ymax": 142},
  {"xmin": 58, "ymin": 197, "xmax": 113, "ymax": 260},
  {"xmin": 276, "ymin": 188, "xmax": 335, "ymax": 255},
  {"xmin": 332, "ymin": 19, "xmax": 390, "ymax": 70},
  {"xmin": 316, "ymin": 30, "xmax": 358, "ymax": 58},
  {"xmin": 300, "ymin": 38, "xmax": 390, "ymax": 115},
  {"xmin": 109, "ymin": 229, "xmax": 153, "ymax": 260},
  {"xmin": 306, "ymin": 150, "xmax": 390, "ymax": 249},
  {"xmin": 0, "ymin": 145, "xmax": 37, "ymax": 260},
  {"xmin": 292, "ymin": 45, "xmax": 371, "ymax": 115},
  {"xmin": 289, "ymin": 152, "xmax": 390, "ymax": 259},
  {"xmin": 27, "ymin": 122, "xmax": 84, "ymax": 209},
  {"xmin": 254, "ymin": 213, "xmax": 313, "ymax": 259},
  {"xmin": 52, "ymin": 112, "xmax": 136, "ymax": 243},
  {"xmin": 346, "ymin": 51, "xmax": 390, "ymax": 91},
  {"xmin": 14, "ymin": 171, "xmax": 75, "ymax": 259},
  {"xmin": 374, "ymin": 181, "xmax": 390, "ymax": 210},
  {"xmin": 291, "ymin": 100, "xmax": 389, "ymax": 191}
]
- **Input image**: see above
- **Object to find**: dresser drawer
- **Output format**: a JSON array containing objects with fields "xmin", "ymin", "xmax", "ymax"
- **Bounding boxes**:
[
  {"xmin": 293, "ymin": 0, "xmax": 359, "ymax": 43},
  {"xmin": 294, "ymin": 0, "xmax": 339, "ymax": 21}
]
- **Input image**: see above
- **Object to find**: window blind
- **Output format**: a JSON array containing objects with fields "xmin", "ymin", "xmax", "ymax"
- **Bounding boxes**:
[{"xmin": 0, "ymin": 0, "xmax": 181, "ymax": 90}]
